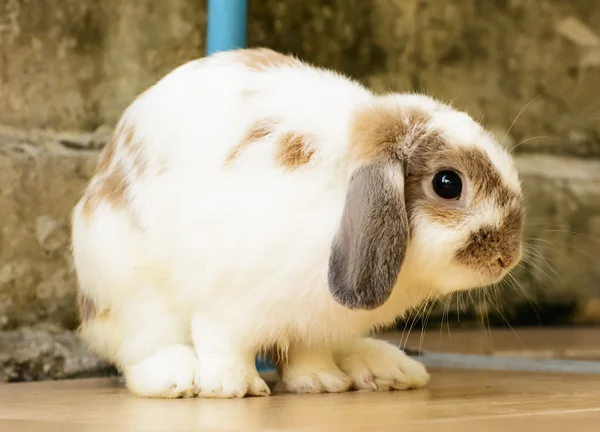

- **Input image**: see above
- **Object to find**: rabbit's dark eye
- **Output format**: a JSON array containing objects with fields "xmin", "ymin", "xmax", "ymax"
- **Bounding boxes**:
[{"xmin": 433, "ymin": 170, "xmax": 462, "ymax": 200}]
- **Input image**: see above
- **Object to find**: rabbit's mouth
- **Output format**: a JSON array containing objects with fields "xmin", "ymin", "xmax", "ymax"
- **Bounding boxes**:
[
  {"xmin": 480, "ymin": 247, "xmax": 523, "ymax": 285},
  {"xmin": 484, "ymin": 265, "xmax": 508, "ymax": 285}
]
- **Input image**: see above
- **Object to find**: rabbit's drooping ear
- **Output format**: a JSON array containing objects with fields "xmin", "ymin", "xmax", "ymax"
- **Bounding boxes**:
[{"xmin": 328, "ymin": 160, "xmax": 409, "ymax": 310}]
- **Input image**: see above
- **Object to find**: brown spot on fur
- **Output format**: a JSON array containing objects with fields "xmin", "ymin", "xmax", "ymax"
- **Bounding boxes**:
[
  {"xmin": 80, "ymin": 123, "xmax": 147, "ymax": 224},
  {"xmin": 93, "ymin": 124, "xmax": 131, "ymax": 175},
  {"xmin": 122, "ymin": 126, "xmax": 135, "ymax": 148},
  {"xmin": 80, "ymin": 163, "xmax": 131, "ymax": 221},
  {"xmin": 122, "ymin": 126, "xmax": 147, "ymax": 177},
  {"xmin": 95, "ymin": 127, "xmax": 120, "ymax": 175},
  {"xmin": 96, "ymin": 124, "xmax": 144, "ymax": 174},
  {"xmin": 350, "ymin": 104, "xmax": 433, "ymax": 163},
  {"xmin": 235, "ymin": 48, "xmax": 303, "ymax": 71},
  {"xmin": 225, "ymin": 118, "xmax": 277, "ymax": 165},
  {"xmin": 454, "ymin": 205, "xmax": 524, "ymax": 273},
  {"xmin": 277, "ymin": 132, "xmax": 315, "ymax": 169},
  {"xmin": 96, "ymin": 143, "xmax": 114, "ymax": 174},
  {"xmin": 350, "ymin": 102, "xmax": 522, "ymax": 228},
  {"xmin": 96, "ymin": 165, "xmax": 129, "ymax": 208}
]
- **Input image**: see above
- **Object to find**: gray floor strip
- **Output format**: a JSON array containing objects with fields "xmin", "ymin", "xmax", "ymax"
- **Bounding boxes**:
[{"xmin": 414, "ymin": 352, "xmax": 600, "ymax": 374}]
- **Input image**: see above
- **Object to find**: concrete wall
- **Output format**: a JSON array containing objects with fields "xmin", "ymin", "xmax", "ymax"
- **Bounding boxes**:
[
  {"xmin": 3, "ymin": 0, "xmax": 600, "ymax": 150},
  {"xmin": 1, "ymin": 0, "xmax": 600, "ymax": 380}
]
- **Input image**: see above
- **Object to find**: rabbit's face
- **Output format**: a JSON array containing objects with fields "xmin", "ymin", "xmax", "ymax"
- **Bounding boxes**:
[
  {"xmin": 403, "ymin": 107, "xmax": 525, "ymax": 294},
  {"xmin": 328, "ymin": 95, "xmax": 524, "ymax": 310}
]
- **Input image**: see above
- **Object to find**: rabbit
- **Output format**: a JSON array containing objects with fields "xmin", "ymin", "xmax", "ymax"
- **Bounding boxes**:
[{"xmin": 71, "ymin": 47, "xmax": 525, "ymax": 399}]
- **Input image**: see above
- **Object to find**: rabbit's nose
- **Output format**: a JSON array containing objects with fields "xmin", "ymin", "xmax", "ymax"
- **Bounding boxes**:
[{"xmin": 497, "ymin": 243, "xmax": 523, "ymax": 272}]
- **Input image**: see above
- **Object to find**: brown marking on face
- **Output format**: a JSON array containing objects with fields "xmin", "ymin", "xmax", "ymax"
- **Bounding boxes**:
[
  {"xmin": 403, "ymin": 138, "xmax": 522, "ymax": 225},
  {"xmin": 349, "ymin": 97, "xmax": 524, "ymax": 277},
  {"xmin": 448, "ymin": 147, "xmax": 516, "ymax": 206},
  {"xmin": 235, "ymin": 48, "xmax": 303, "ymax": 71},
  {"xmin": 350, "ymin": 102, "xmax": 448, "ymax": 228},
  {"xmin": 225, "ymin": 118, "xmax": 277, "ymax": 165},
  {"xmin": 454, "ymin": 203, "xmax": 524, "ymax": 274},
  {"xmin": 349, "ymin": 104, "xmax": 432, "ymax": 163},
  {"xmin": 401, "ymin": 133, "xmax": 525, "ymax": 272},
  {"xmin": 276, "ymin": 132, "xmax": 315, "ymax": 169}
]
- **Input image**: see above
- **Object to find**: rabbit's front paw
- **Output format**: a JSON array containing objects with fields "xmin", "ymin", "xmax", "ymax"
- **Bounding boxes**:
[
  {"xmin": 195, "ymin": 359, "xmax": 270, "ymax": 398},
  {"xmin": 336, "ymin": 338, "xmax": 430, "ymax": 391},
  {"xmin": 124, "ymin": 344, "xmax": 199, "ymax": 398},
  {"xmin": 279, "ymin": 345, "xmax": 352, "ymax": 394}
]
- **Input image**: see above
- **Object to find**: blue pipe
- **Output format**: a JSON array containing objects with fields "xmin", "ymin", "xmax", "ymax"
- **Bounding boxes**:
[
  {"xmin": 206, "ymin": 0, "xmax": 248, "ymax": 55},
  {"xmin": 255, "ymin": 356, "xmax": 274, "ymax": 372}
]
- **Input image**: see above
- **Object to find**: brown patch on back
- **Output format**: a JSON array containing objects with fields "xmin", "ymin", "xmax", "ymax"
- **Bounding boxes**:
[
  {"xmin": 95, "ymin": 165, "xmax": 130, "ymax": 208},
  {"xmin": 225, "ymin": 118, "xmax": 278, "ymax": 165},
  {"xmin": 80, "ymin": 123, "xmax": 144, "ymax": 223},
  {"xmin": 95, "ymin": 125, "xmax": 122, "ymax": 175},
  {"xmin": 81, "ymin": 163, "xmax": 130, "ymax": 221},
  {"xmin": 276, "ymin": 132, "xmax": 315, "ymax": 169},
  {"xmin": 235, "ymin": 48, "xmax": 303, "ymax": 71},
  {"xmin": 96, "ymin": 142, "xmax": 115, "ymax": 174},
  {"xmin": 122, "ymin": 126, "xmax": 148, "ymax": 177},
  {"xmin": 92, "ymin": 123, "xmax": 128, "ymax": 176}
]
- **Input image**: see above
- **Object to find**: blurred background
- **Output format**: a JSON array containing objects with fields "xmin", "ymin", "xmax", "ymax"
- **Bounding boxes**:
[{"xmin": 0, "ymin": 0, "xmax": 599, "ymax": 382}]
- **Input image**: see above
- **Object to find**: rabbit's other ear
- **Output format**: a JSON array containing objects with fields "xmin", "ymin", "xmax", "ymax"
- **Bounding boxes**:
[{"xmin": 328, "ymin": 160, "xmax": 408, "ymax": 310}]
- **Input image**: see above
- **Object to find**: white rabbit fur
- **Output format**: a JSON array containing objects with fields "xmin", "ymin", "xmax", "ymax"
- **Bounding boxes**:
[{"xmin": 71, "ymin": 48, "xmax": 524, "ymax": 398}]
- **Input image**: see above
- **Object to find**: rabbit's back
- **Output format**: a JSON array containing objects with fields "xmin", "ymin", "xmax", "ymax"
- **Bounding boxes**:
[
  {"xmin": 123, "ymin": 49, "xmax": 371, "ymax": 177},
  {"xmin": 118, "ymin": 49, "xmax": 373, "ymax": 267}
]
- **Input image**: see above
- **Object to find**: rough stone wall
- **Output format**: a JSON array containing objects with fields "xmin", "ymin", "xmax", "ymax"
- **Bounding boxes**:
[
  {"xmin": 3, "ymin": 0, "xmax": 600, "ymax": 150},
  {"xmin": 0, "ymin": 0, "xmax": 207, "ymax": 129},
  {"xmin": 1, "ymin": 0, "xmax": 600, "ymax": 380}
]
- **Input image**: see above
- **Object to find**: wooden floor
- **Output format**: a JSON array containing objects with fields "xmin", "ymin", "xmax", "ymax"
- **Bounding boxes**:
[{"xmin": 2, "ymin": 329, "xmax": 600, "ymax": 431}]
